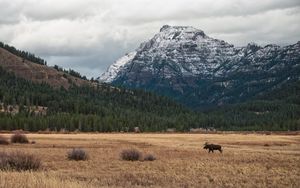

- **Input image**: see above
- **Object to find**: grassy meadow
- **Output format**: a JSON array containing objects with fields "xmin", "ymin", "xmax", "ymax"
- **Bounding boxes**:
[{"xmin": 0, "ymin": 133, "xmax": 299, "ymax": 188}]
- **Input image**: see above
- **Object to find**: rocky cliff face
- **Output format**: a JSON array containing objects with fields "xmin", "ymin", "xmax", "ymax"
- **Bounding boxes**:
[{"xmin": 99, "ymin": 25, "xmax": 300, "ymax": 108}]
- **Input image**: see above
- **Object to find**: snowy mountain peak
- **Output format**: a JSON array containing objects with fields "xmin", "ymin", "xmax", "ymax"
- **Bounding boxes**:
[
  {"xmin": 98, "ymin": 25, "xmax": 236, "ymax": 83},
  {"xmin": 160, "ymin": 25, "xmax": 171, "ymax": 32},
  {"xmin": 160, "ymin": 25, "xmax": 203, "ymax": 33},
  {"xmin": 156, "ymin": 25, "xmax": 206, "ymax": 41},
  {"xmin": 98, "ymin": 25, "xmax": 300, "ymax": 108},
  {"xmin": 99, "ymin": 25, "xmax": 208, "ymax": 83}
]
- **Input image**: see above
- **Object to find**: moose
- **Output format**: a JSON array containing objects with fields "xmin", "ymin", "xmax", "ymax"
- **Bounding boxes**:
[{"xmin": 203, "ymin": 142, "xmax": 222, "ymax": 153}]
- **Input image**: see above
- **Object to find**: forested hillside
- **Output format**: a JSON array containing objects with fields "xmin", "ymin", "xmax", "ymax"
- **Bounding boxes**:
[
  {"xmin": 0, "ymin": 43, "xmax": 299, "ymax": 131},
  {"xmin": 1, "ymin": 65, "xmax": 299, "ymax": 131},
  {"xmin": 203, "ymin": 81, "xmax": 300, "ymax": 131},
  {"xmin": 0, "ymin": 66, "xmax": 203, "ymax": 132}
]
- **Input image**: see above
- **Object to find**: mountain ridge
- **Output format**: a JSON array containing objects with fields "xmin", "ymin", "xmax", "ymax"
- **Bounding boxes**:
[{"xmin": 0, "ymin": 45, "xmax": 91, "ymax": 89}]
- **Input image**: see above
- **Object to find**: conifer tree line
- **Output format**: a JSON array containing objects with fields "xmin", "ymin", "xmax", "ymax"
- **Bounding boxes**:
[
  {"xmin": 53, "ymin": 65, "xmax": 88, "ymax": 80},
  {"xmin": 0, "ymin": 66, "xmax": 299, "ymax": 132},
  {"xmin": 0, "ymin": 42, "xmax": 47, "ymax": 65},
  {"xmin": 0, "ymin": 66, "xmax": 199, "ymax": 132},
  {"xmin": 0, "ymin": 42, "xmax": 299, "ymax": 131},
  {"xmin": 0, "ymin": 42, "xmax": 88, "ymax": 80}
]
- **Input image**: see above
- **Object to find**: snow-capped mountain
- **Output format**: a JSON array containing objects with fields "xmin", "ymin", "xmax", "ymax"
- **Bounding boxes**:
[{"xmin": 99, "ymin": 25, "xmax": 300, "ymax": 108}]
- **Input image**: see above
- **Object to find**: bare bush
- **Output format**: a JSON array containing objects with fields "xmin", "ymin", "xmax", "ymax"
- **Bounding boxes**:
[
  {"xmin": 10, "ymin": 133, "xmax": 29, "ymax": 144},
  {"xmin": 120, "ymin": 149, "xmax": 142, "ymax": 161},
  {"xmin": 144, "ymin": 154, "xmax": 156, "ymax": 161},
  {"xmin": 0, "ymin": 151, "xmax": 41, "ymax": 171},
  {"xmin": 0, "ymin": 135, "xmax": 9, "ymax": 145},
  {"xmin": 67, "ymin": 148, "xmax": 89, "ymax": 161}
]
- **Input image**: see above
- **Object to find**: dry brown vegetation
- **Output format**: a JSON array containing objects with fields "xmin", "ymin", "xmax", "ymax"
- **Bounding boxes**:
[
  {"xmin": 120, "ymin": 148, "xmax": 142, "ymax": 161},
  {"xmin": 0, "ymin": 151, "xmax": 41, "ymax": 171},
  {"xmin": 0, "ymin": 47, "xmax": 90, "ymax": 89},
  {"xmin": 0, "ymin": 135, "xmax": 9, "ymax": 145},
  {"xmin": 67, "ymin": 148, "xmax": 89, "ymax": 161},
  {"xmin": 0, "ymin": 133, "xmax": 299, "ymax": 188},
  {"xmin": 10, "ymin": 133, "xmax": 29, "ymax": 144}
]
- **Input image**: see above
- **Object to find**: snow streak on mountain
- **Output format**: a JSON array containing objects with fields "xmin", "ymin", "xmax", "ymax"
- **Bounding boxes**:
[{"xmin": 99, "ymin": 25, "xmax": 300, "ymax": 108}]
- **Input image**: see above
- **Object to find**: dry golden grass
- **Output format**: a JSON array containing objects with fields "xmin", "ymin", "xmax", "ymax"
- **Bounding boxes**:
[{"xmin": 0, "ymin": 133, "xmax": 299, "ymax": 188}]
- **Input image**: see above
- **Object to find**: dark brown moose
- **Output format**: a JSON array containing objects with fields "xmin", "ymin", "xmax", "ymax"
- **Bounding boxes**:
[{"xmin": 203, "ymin": 142, "xmax": 222, "ymax": 153}]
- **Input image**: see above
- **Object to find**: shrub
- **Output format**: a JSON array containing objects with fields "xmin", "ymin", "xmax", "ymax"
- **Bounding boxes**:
[
  {"xmin": 120, "ymin": 149, "xmax": 142, "ymax": 161},
  {"xmin": 0, "ymin": 135, "xmax": 9, "ymax": 145},
  {"xmin": 144, "ymin": 154, "xmax": 156, "ymax": 161},
  {"xmin": 0, "ymin": 151, "xmax": 41, "ymax": 171},
  {"xmin": 10, "ymin": 133, "xmax": 29, "ymax": 144},
  {"xmin": 67, "ymin": 148, "xmax": 89, "ymax": 161}
]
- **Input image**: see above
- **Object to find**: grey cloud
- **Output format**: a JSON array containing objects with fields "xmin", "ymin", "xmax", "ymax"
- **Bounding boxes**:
[
  {"xmin": 110, "ymin": 0, "xmax": 300, "ymax": 25},
  {"xmin": 0, "ymin": 0, "xmax": 24, "ymax": 24},
  {"xmin": 0, "ymin": 0, "xmax": 299, "ymax": 78},
  {"xmin": 43, "ymin": 38, "xmax": 137, "ymax": 78},
  {"xmin": 2, "ymin": 0, "xmax": 299, "ymax": 25},
  {"xmin": 0, "ymin": 0, "xmax": 100, "ymax": 24},
  {"xmin": 22, "ymin": 0, "xmax": 99, "ymax": 21}
]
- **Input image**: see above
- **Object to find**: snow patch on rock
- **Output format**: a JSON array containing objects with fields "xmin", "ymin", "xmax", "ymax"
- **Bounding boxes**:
[{"xmin": 98, "ymin": 51, "xmax": 136, "ymax": 83}]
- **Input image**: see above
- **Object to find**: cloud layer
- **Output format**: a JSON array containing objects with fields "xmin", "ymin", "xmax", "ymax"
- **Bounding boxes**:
[{"xmin": 0, "ymin": 0, "xmax": 299, "ymax": 78}]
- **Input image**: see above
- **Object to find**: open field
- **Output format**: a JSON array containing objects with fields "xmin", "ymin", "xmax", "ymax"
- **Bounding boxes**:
[{"xmin": 0, "ymin": 133, "xmax": 300, "ymax": 188}]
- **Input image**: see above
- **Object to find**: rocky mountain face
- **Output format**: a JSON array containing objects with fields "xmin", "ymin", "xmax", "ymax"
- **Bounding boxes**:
[{"xmin": 99, "ymin": 25, "xmax": 300, "ymax": 109}]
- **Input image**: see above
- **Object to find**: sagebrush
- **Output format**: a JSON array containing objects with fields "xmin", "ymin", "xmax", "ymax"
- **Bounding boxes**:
[
  {"xmin": 67, "ymin": 148, "xmax": 89, "ymax": 161},
  {"xmin": 120, "ymin": 149, "xmax": 142, "ymax": 161},
  {"xmin": 0, "ymin": 151, "xmax": 41, "ymax": 171},
  {"xmin": 0, "ymin": 135, "xmax": 9, "ymax": 145},
  {"xmin": 144, "ymin": 154, "xmax": 156, "ymax": 161},
  {"xmin": 10, "ymin": 133, "xmax": 29, "ymax": 144}
]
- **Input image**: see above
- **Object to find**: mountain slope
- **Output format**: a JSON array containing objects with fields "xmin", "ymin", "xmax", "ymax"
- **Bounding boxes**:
[
  {"xmin": 99, "ymin": 25, "xmax": 300, "ymax": 109},
  {"xmin": 1, "ymin": 64, "xmax": 299, "ymax": 131},
  {"xmin": 0, "ymin": 46, "xmax": 89, "ymax": 89},
  {"xmin": 0, "ymin": 43, "xmax": 204, "ymax": 132},
  {"xmin": 204, "ymin": 80, "xmax": 300, "ymax": 131},
  {"xmin": 0, "ymin": 64, "xmax": 204, "ymax": 132}
]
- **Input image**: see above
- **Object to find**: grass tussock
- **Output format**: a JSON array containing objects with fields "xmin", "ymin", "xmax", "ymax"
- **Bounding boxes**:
[
  {"xmin": 0, "ymin": 135, "xmax": 9, "ymax": 145},
  {"xmin": 0, "ymin": 151, "xmax": 41, "ymax": 171},
  {"xmin": 0, "ymin": 133, "xmax": 299, "ymax": 187},
  {"xmin": 10, "ymin": 133, "xmax": 29, "ymax": 144},
  {"xmin": 143, "ymin": 154, "xmax": 156, "ymax": 161},
  {"xmin": 120, "ymin": 149, "xmax": 142, "ymax": 161},
  {"xmin": 67, "ymin": 148, "xmax": 89, "ymax": 161},
  {"xmin": 0, "ymin": 171, "xmax": 94, "ymax": 188}
]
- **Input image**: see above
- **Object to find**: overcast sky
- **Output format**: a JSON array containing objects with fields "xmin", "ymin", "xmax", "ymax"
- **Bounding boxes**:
[{"xmin": 0, "ymin": 0, "xmax": 299, "ymax": 78}]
